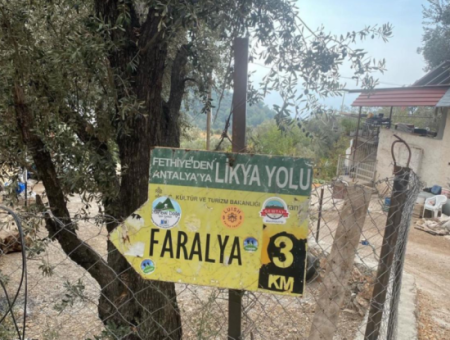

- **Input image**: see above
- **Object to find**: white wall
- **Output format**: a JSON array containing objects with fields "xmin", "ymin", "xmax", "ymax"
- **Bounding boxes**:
[
  {"xmin": 344, "ymin": 139, "xmax": 353, "ymax": 167},
  {"xmin": 376, "ymin": 109, "xmax": 450, "ymax": 188}
]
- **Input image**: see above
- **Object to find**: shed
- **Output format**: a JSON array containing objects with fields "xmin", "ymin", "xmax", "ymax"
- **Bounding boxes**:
[{"xmin": 340, "ymin": 61, "xmax": 450, "ymax": 209}]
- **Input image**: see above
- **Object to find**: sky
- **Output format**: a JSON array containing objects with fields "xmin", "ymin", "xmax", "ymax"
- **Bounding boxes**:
[{"xmin": 249, "ymin": 0, "xmax": 428, "ymax": 111}]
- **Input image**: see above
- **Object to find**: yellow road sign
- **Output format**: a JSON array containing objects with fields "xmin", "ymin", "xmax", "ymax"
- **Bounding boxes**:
[{"xmin": 110, "ymin": 148, "xmax": 312, "ymax": 296}]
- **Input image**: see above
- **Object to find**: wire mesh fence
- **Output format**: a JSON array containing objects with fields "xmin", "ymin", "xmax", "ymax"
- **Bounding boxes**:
[{"xmin": 0, "ymin": 170, "xmax": 420, "ymax": 340}]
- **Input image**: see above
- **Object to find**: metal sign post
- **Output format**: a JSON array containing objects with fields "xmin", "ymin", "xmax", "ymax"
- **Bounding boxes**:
[
  {"xmin": 228, "ymin": 36, "xmax": 249, "ymax": 340},
  {"xmin": 231, "ymin": 37, "xmax": 248, "ymax": 154},
  {"xmin": 315, "ymin": 187, "xmax": 324, "ymax": 242},
  {"xmin": 206, "ymin": 78, "xmax": 212, "ymax": 151}
]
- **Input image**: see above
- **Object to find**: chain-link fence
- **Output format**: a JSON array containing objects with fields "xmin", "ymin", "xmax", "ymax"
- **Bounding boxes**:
[{"xmin": 0, "ymin": 169, "xmax": 420, "ymax": 340}]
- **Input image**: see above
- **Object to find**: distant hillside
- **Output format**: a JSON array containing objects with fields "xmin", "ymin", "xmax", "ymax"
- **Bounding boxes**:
[{"xmin": 185, "ymin": 91, "xmax": 276, "ymax": 130}]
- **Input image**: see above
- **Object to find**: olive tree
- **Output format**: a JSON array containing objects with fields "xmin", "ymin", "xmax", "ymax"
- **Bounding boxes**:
[
  {"xmin": 0, "ymin": 0, "xmax": 391, "ymax": 338},
  {"xmin": 419, "ymin": 0, "xmax": 450, "ymax": 69}
]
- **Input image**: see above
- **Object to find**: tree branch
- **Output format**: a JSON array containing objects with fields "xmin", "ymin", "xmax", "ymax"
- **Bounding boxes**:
[
  {"xmin": 183, "ymin": 77, "xmax": 197, "ymax": 84},
  {"xmin": 58, "ymin": 106, "xmax": 121, "ymax": 215},
  {"xmin": 13, "ymin": 84, "xmax": 114, "ymax": 288}
]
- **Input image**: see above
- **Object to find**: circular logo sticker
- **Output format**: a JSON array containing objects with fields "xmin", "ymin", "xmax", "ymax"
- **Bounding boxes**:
[
  {"xmin": 151, "ymin": 196, "xmax": 181, "ymax": 229},
  {"xmin": 141, "ymin": 259, "xmax": 155, "ymax": 274},
  {"xmin": 221, "ymin": 206, "xmax": 244, "ymax": 229},
  {"xmin": 243, "ymin": 237, "xmax": 258, "ymax": 252},
  {"xmin": 260, "ymin": 197, "xmax": 290, "ymax": 224}
]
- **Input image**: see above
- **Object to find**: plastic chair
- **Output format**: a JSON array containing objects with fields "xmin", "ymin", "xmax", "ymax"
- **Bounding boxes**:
[{"xmin": 423, "ymin": 195, "xmax": 448, "ymax": 218}]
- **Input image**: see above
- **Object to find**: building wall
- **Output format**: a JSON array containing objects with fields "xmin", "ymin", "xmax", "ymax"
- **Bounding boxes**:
[{"xmin": 376, "ymin": 109, "xmax": 450, "ymax": 188}]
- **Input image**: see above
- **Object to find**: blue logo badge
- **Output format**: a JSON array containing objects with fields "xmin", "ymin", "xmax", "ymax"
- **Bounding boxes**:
[
  {"xmin": 141, "ymin": 259, "xmax": 155, "ymax": 274},
  {"xmin": 243, "ymin": 237, "xmax": 258, "ymax": 252}
]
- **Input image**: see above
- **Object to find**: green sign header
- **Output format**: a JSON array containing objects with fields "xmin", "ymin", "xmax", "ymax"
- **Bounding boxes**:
[{"xmin": 150, "ymin": 148, "xmax": 312, "ymax": 196}]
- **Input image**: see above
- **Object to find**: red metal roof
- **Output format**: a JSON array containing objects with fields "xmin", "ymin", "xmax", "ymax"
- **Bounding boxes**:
[{"xmin": 351, "ymin": 87, "xmax": 449, "ymax": 107}]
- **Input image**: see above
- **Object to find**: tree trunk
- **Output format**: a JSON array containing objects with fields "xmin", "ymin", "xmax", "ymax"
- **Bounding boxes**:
[
  {"xmin": 14, "ymin": 84, "xmax": 115, "ymax": 289},
  {"xmin": 162, "ymin": 45, "xmax": 189, "ymax": 147},
  {"xmin": 12, "ymin": 1, "xmax": 188, "ymax": 337},
  {"xmin": 99, "ymin": 248, "xmax": 182, "ymax": 339},
  {"xmin": 98, "ymin": 105, "xmax": 184, "ymax": 339},
  {"xmin": 97, "ymin": 8, "xmax": 186, "ymax": 340}
]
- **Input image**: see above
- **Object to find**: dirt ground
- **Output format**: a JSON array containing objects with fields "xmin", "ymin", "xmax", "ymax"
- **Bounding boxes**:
[
  {"xmin": 405, "ymin": 224, "xmax": 450, "ymax": 340},
  {"xmin": 311, "ymin": 185, "xmax": 450, "ymax": 340}
]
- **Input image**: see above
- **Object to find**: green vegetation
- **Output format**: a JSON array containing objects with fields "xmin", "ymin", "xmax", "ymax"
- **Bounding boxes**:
[
  {"xmin": 180, "ymin": 126, "xmax": 231, "ymax": 151},
  {"xmin": 340, "ymin": 117, "xmax": 359, "ymax": 135},
  {"xmin": 419, "ymin": 0, "xmax": 450, "ymax": 69},
  {"xmin": 181, "ymin": 115, "xmax": 350, "ymax": 181},
  {"xmin": 247, "ymin": 121, "xmax": 316, "ymax": 158},
  {"xmin": 186, "ymin": 91, "xmax": 276, "ymax": 130}
]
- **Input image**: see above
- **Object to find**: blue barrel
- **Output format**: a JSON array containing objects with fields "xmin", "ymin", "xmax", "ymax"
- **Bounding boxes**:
[
  {"xmin": 383, "ymin": 197, "xmax": 391, "ymax": 212},
  {"xmin": 16, "ymin": 182, "xmax": 25, "ymax": 194}
]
